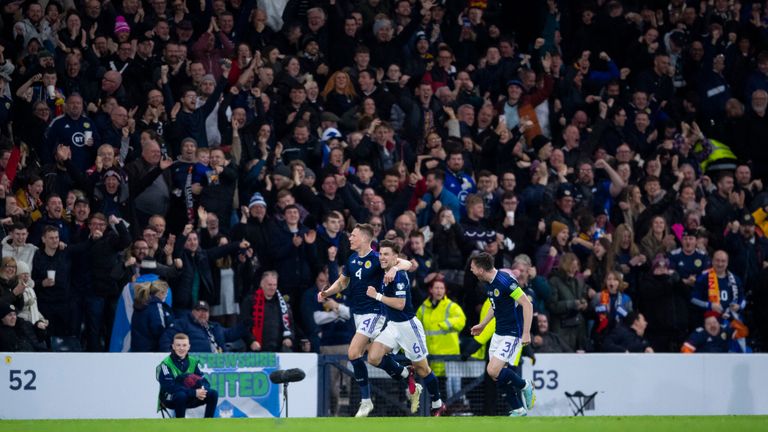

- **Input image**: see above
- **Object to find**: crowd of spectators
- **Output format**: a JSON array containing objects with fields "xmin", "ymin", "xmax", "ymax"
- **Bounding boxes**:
[{"xmin": 0, "ymin": 0, "xmax": 767, "ymax": 357}]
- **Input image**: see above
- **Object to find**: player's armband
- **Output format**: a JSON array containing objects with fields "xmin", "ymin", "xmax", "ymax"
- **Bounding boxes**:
[{"xmin": 510, "ymin": 286, "xmax": 524, "ymax": 300}]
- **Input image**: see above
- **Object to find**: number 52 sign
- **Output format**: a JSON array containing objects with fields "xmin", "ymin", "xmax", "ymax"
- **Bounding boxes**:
[{"xmin": 9, "ymin": 369, "xmax": 37, "ymax": 391}]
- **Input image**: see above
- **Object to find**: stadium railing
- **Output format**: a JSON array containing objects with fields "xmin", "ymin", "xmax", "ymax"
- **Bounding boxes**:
[{"xmin": 317, "ymin": 355, "xmax": 517, "ymax": 417}]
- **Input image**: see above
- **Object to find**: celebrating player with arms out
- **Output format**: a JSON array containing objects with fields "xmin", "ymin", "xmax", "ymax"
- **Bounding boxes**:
[
  {"xmin": 365, "ymin": 240, "xmax": 446, "ymax": 416},
  {"xmin": 470, "ymin": 253, "xmax": 535, "ymax": 416},
  {"xmin": 318, "ymin": 224, "xmax": 412, "ymax": 417}
]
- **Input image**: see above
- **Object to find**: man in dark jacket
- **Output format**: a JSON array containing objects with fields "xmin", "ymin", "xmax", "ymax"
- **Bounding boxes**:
[
  {"xmin": 29, "ymin": 194, "xmax": 71, "ymax": 246},
  {"xmin": 160, "ymin": 301, "xmax": 241, "ymax": 353},
  {"xmin": 156, "ymin": 332, "xmax": 219, "ymax": 417},
  {"xmin": 272, "ymin": 205, "xmax": 318, "ymax": 312},
  {"xmin": 125, "ymin": 139, "xmax": 174, "ymax": 231},
  {"xmin": 31, "ymin": 226, "xmax": 91, "ymax": 338},
  {"xmin": 199, "ymin": 148, "xmax": 238, "ymax": 231},
  {"xmin": 601, "ymin": 312, "xmax": 654, "ymax": 353},
  {"xmin": 82, "ymin": 214, "xmax": 132, "ymax": 352},
  {"xmin": 230, "ymin": 193, "xmax": 278, "ymax": 271},
  {"xmin": 315, "ymin": 211, "xmax": 350, "ymax": 266},
  {"xmin": 242, "ymin": 272, "xmax": 294, "ymax": 353},
  {"xmin": 169, "ymin": 60, "xmax": 230, "ymax": 151},
  {"xmin": 171, "ymin": 226, "xmax": 250, "ymax": 315}
]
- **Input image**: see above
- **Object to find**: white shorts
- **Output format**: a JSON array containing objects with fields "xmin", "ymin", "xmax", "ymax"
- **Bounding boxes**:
[
  {"xmin": 374, "ymin": 318, "xmax": 428, "ymax": 362},
  {"xmin": 354, "ymin": 313, "xmax": 386, "ymax": 339},
  {"xmin": 489, "ymin": 334, "xmax": 523, "ymax": 366}
]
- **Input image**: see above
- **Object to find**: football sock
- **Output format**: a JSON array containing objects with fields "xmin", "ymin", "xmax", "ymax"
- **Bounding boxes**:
[
  {"xmin": 423, "ymin": 372, "xmax": 442, "ymax": 402},
  {"xmin": 499, "ymin": 379, "xmax": 524, "ymax": 410},
  {"xmin": 378, "ymin": 354, "xmax": 406, "ymax": 380},
  {"xmin": 497, "ymin": 367, "xmax": 525, "ymax": 390},
  {"xmin": 351, "ymin": 357, "xmax": 371, "ymax": 399}
]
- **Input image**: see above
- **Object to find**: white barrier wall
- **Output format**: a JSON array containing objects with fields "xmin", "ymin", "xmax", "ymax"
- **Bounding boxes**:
[
  {"xmin": 0, "ymin": 352, "xmax": 318, "ymax": 419},
  {"xmin": 521, "ymin": 354, "xmax": 768, "ymax": 416},
  {"xmin": 2, "ymin": 352, "xmax": 767, "ymax": 418}
]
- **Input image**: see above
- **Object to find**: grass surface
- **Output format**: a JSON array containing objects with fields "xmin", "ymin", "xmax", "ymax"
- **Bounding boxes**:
[{"xmin": 1, "ymin": 416, "xmax": 766, "ymax": 432}]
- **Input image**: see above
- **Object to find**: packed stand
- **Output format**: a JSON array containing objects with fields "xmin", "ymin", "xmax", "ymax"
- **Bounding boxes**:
[{"xmin": 0, "ymin": 0, "xmax": 766, "ymax": 356}]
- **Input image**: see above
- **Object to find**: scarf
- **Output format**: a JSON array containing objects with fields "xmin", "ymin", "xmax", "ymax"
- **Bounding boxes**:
[
  {"xmin": 184, "ymin": 164, "xmax": 194, "ymax": 224},
  {"xmin": 595, "ymin": 290, "xmax": 628, "ymax": 334},
  {"xmin": 250, "ymin": 288, "xmax": 291, "ymax": 345},
  {"xmin": 708, "ymin": 268, "xmax": 748, "ymax": 339},
  {"xmin": 707, "ymin": 268, "xmax": 721, "ymax": 306}
]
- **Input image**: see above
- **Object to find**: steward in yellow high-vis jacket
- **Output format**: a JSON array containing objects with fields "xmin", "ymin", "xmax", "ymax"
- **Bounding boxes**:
[{"xmin": 416, "ymin": 280, "xmax": 466, "ymax": 376}]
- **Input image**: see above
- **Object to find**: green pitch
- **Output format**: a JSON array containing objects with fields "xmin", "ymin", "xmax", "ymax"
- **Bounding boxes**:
[{"xmin": 0, "ymin": 416, "xmax": 765, "ymax": 432}]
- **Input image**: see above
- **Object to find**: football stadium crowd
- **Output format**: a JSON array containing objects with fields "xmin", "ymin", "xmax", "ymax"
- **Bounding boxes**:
[{"xmin": 0, "ymin": 0, "xmax": 767, "ymax": 361}]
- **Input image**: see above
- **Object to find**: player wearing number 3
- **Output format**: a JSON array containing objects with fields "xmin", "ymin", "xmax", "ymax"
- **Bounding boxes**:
[
  {"xmin": 470, "ymin": 253, "xmax": 535, "ymax": 416},
  {"xmin": 365, "ymin": 240, "xmax": 446, "ymax": 416},
  {"xmin": 318, "ymin": 224, "xmax": 413, "ymax": 417}
]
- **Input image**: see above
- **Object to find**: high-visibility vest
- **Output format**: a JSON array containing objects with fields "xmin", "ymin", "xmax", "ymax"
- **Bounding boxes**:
[
  {"xmin": 697, "ymin": 138, "xmax": 737, "ymax": 173},
  {"xmin": 416, "ymin": 297, "xmax": 466, "ymax": 376}
]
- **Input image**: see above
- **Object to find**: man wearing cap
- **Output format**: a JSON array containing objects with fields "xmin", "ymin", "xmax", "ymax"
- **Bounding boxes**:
[
  {"xmin": 547, "ymin": 183, "xmax": 576, "ymax": 235},
  {"xmin": 124, "ymin": 34, "xmax": 158, "ymax": 107},
  {"xmin": 0, "ymin": 303, "xmax": 41, "ymax": 351},
  {"xmin": 670, "ymin": 228, "xmax": 711, "ymax": 287},
  {"xmin": 160, "ymin": 300, "xmax": 241, "ymax": 353},
  {"xmin": 496, "ymin": 57, "xmax": 553, "ymax": 133},
  {"xmin": 91, "ymin": 169, "xmax": 130, "ymax": 219},
  {"xmin": 724, "ymin": 213, "xmax": 768, "ymax": 296}
]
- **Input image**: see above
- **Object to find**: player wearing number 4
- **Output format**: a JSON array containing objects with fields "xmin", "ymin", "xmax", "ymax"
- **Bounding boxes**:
[
  {"xmin": 365, "ymin": 240, "xmax": 446, "ymax": 417},
  {"xmin": 318, "ymin": 224, "xmax": 413, "ymax": 417},
  {"xmin": 470, "ymin": 253, "xmax": 535, "ymax": 417}
]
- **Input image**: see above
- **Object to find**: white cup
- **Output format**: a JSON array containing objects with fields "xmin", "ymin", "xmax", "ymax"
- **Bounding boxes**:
[
  {"xmin": 84, "ymin": 131, "xmax": 93, "ymax": 143},
  {"xmin": 47, "ymin": 270, "xmax": 56, "ymax": 282},
  {"xmin": 506, "ymin": 211, "xmax": 515, "ymax": 224},
  {"xmin": 46, "ymin": 85, "xmax": 55, "ymax": 98}
]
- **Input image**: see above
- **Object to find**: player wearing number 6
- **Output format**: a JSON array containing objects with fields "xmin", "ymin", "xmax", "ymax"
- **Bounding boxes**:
[
  {"xmin": 470, "ymin": 253, "xmax": 535, "ymax": 416},
  {"xmin": 317, "ymin": 224, "xmax": 412, "ymax": 417},
  {"xmin": 365, "ymin": 240, "xmax": 446, "ymax": 416}
]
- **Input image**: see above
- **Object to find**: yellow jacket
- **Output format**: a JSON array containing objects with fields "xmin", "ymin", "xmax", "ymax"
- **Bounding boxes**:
[
  {"xmin": 416, "ymin": 296, "xmax": 466, "ymax": 376},
  {"xmin": 754, "ymin": 207, "xmax": 768, "ymax": 238},
  {"xmin": 15, "ymin": 189, "xmax": 42, "ymax": 222}
]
